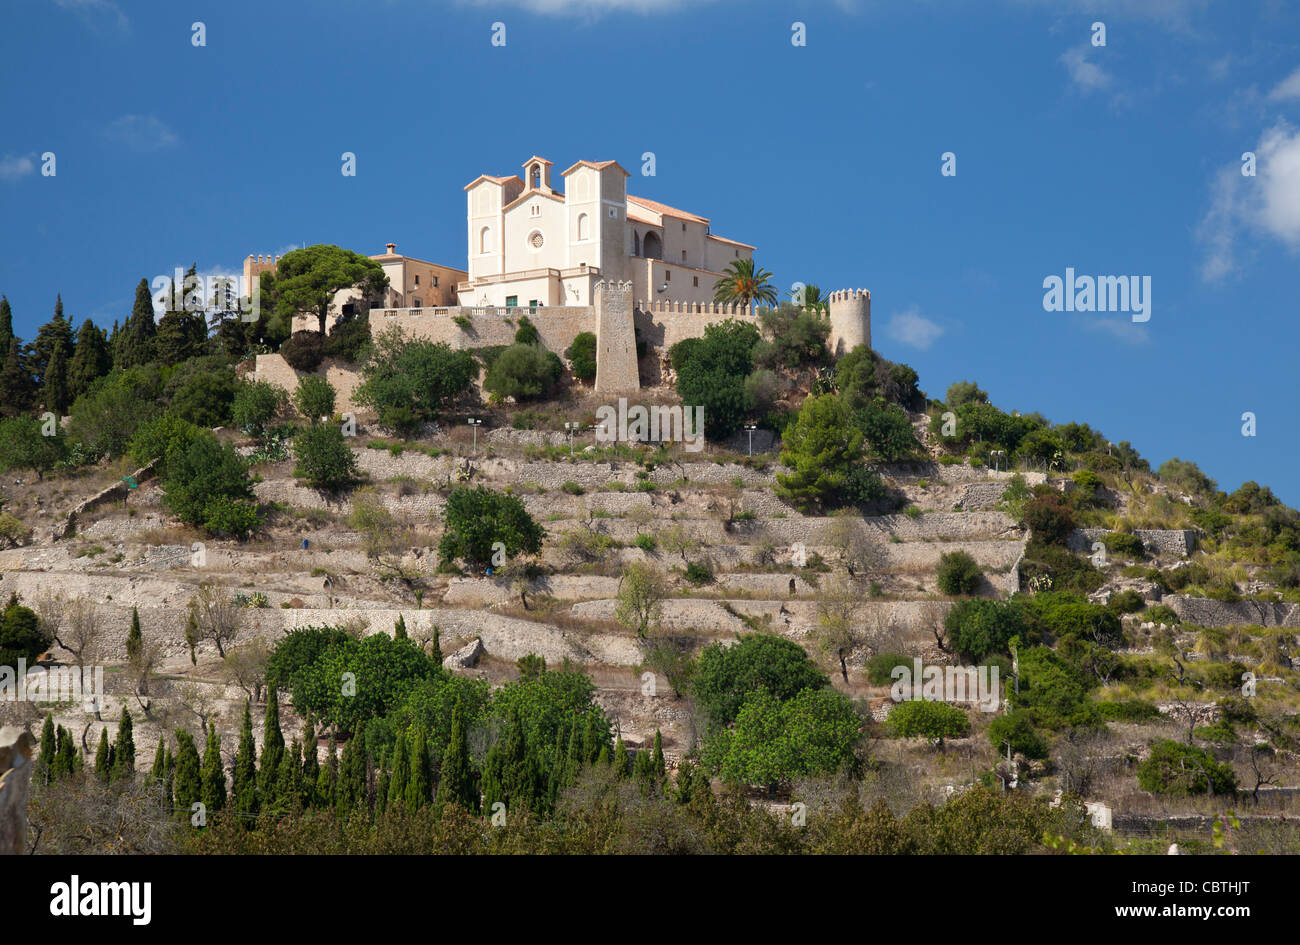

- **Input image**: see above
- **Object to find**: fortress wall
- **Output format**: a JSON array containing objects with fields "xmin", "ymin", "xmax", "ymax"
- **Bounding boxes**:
[
  {"xmin": 250, "ymin": 354, "xmax": 365, "ymax": 416},
  {"xmin": 369, "ymin": 306, "xmax": 596, "ymax": 359}
]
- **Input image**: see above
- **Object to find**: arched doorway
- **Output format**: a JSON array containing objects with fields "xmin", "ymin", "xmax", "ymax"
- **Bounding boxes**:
[{"xmin": 642, "ymin": 231, "xmax": 663, "ymax": 260}]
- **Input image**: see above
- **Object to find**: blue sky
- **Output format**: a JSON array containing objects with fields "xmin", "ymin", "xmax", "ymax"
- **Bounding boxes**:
[{"xmin": 2, "ymin": 0, "xmax": 1298, "ymax": 502}]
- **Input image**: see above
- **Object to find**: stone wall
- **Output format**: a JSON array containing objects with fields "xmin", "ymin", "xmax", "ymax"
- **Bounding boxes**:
[
  {"xmin": 249, "ymin": 354, "xmax": 364, "ymax": 416},
  {"xmin": 1165, "ymin": 594, "xmax": 1300, "ymax": 628},
  {"xmin": 1068, "ymin": 528, "xmax": 1198, "ymax": 557}
]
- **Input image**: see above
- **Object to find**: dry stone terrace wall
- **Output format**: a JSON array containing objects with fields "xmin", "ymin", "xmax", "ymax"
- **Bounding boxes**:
[
  {"xmin": 247, "ymin": 354, "xmax": 363, "ymax": 416},
  {"xmin": 1068, "ymin": 528, "xmax": 1199, "ymax": 557},
  {"xmin": 1165, "ymin": 594, "xmax": 1300, "ymax": 628}
]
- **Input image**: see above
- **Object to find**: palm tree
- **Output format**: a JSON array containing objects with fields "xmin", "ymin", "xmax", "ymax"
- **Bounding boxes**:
[
  {"xmin": 713, "ymin": 258, "xmax": 778, "ymax": 313},
  {"xmin": 797, "ymin": 283, "xmax": 829, "ymax": 313}
]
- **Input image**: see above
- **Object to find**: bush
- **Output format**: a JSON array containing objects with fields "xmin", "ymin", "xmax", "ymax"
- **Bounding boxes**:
[
  {"xmin": 230, "ymin": 379, "xmax": 288, "ymax": 437},
  {"xmin": 692, "ymin": 633, "xmax": 829, "ymax": 730},
  {"xmin": 0, "ymin": 595, "xmax": 51, "ymax": 670},
  {"xmin": 887, "ymin": 699, "xmax": 971, "ymax": 745},
  {"xmin": 866, "ymin": 652, "xmax": 911, "ymax": 686},
  {"xmin": 1024, "ymin": 492, "xmax": 1077, "ymax": 545},
  {"xmin": 322, "ymin": 312, "xmax": 372, "ymax": 362},
  {"xmin": 634, "ymin": 533, "xmax": 657, "ymax": 553},
  {"xmin": 1096, "ymin": 699, "xmax": 1160, "ymax": 722},
  {"xmin": 513, "ymin": 315, "xmax": 539, "ymax": 346},
  {"xmin": 1107, "ymin": 589, "xmax": 1145, "ymax": 614},
  {"xmin": 937, "ymin": 551, "xmax": 983, "ymax": 596},
  {"xmin": 1101, "ymin": 531, "xmax": 1146, "ymax": 559},
  {"xmin": 293, "ymin": 422, "xmax": 360, "ymax": 492},
  {"xmin": 279, "ymin": 330, "xmax": 326, "ymax": 372},
  {"xmin": 672, "ymin": 319, "xmax": 761, "ymax": 439},
  {"xmin": 684, "ymin": 560, "xmax": 713, "ymax": 585},
  {"xmin": 775, "ymin": 393, "xmax": 865, "ymax": 512},
  {"xmin": 438, "ymin": 486, "xmax": 545, "ymax": 570},
  {"xmin": 945, "ymin": 599, "xmax": 1029, "ymax": 662},
  {"xmin": 483, "ymin": 343, "xmax": 563, "ymax": 402},
  {"xmin": 164, "ymin": 357, "xmax": 238, "ymax": 428},
  {"xmin": 159, "ymin": 431, "xmax": 260, "ymax": 538},
  {"xmin": 565, "ymin": 331, "xmax": 597, "ymax": 383},
  {"xmin": 1137, "ymin": 739, "xmax": 1238, "ymax": 796},
  {"xmin": 987, "ymin": 709, "xmax": 1049, "ymax": 759},
  {"xmin": 560, "ymin": 480, "xmax": 584, "ymax": 496},
  {"xmin": 355, "ymin": 329, "xmax": 477, "ymax": 433},
  {"xmin": 294, "ymin": 374, "xmax": 336, "ymax": 420},
  {"xmin": 1142, "ymin": 604, "xmax": 1180, "ymax": 625}
]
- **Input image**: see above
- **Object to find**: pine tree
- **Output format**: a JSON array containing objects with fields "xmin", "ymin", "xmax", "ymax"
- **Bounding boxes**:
[
  {"xmin": 173, "ymin": 730, "xmax": 202, "ymax": 814},
  {"xmin": 437, "ymin": 697, "xmax": 478, "ymax": 814},
  {"xmin": 31, "ymin": 295, "xmax": 74, "ymax": 385},
  {"xmin": 42, "ymin": 338, "xmax": 68, "ymax": 413},
  {"xmin": 126, "ymin": 607, "xmax": 143, "ymax": 664},
  {"xmin": 67, "ymin": 318, "xmax": 110, "ymax": 403},
  {"xmin": 386, "ymin": 730, "xmax": 410, "ymax": 812},
  {"xmin": 232, "ymin": 701, "xmax": 259, "ymax": 819},
  {"xmin": 111, "ymin": 707, "xmax": 135, "ymax": 783},
  {"xmin": 38, "ymin": 714, "xmax": 56, "ymax": 784},
  {"xmin": 93, "ymin": 729, "xmax": 112, "ymax": 781},
  {"xmin": 258, "ymin": 688, "xmax": 284, "ymax": 799},
  {"xmin": 406, "ymin": 725, "xmax": 431, "ymax": 812},
  {"xmin": 200, "ymin": 723, "xmax": 226, "ymax": 812}
]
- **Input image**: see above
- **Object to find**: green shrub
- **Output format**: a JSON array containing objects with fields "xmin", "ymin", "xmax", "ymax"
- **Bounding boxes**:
[
  {"xmin": 1137, "ymin": 739, "xmax": 1237, "ymax": 796},
  {"xmin": 692, "ymin": 633, "xmax": 829, "ymax": 730},
  {"xmin": 483, "ymin": 343, "xmax": 563, "ymax": 402},
  {"xmin": 684, "ymin": 560, "xmax": 714, "ymax": 585},
  {"xmin": 1101, "ymin": 531, "xmax": 1146, "ymax": 559},
  {"xmin": 937, "ymin": 550, "xmax": 983, "ymax": 595},
  {"xmin": 1142, "ymin": 604, "xmax": 1180, "ymax": 625},
  {"xmin": 1024, "ymin": 492, "xmax": 1077, "ymax": 545},
  {"xmin": 561, "ymin": 481, "xmax": 584, "ymax": 496},
  {"xmin": 161, "ymin": 430, "xmax": 260, "ymax": 538},
  {"xmin": 866, "ymin": 652, "xmax": 911, "ymax": 686},
  {"xmin": 354, "ymin": 329, "xmax": 476, "ymax": 433},
  {"xmin": 1095, "ymin": 699, "xmax": 1160, "ymax": 723},
  {"xmin": 1107, "ymin": 589, "xmax": 1145, "ymax": 614},
  {"xmin": 293, "ymin": 423, "xmax": 360, "ymax": 492},
  {"xmin": 987, "ymin": 709, "xmax": 1049, "ymax": 759},
  {"xmin": 565, "ymin": 332, "xmax": 597, "ymax": 383},
  {"xmin": 280, "ymin": 330, "xmax": 325, "ymax": 372},
  {"xmin": 945, "ymin": 598, "xmax": 1030, "ymax": 662},
  {"xmin": 294, "ymin": 375, "xmax": 336, "ymax": 420},
  {"xmin": 634, "ymin": 533, "xmax": 657, "ymax": 553},
  {"xmin": 887, "ymin": 699, "xmax": 971, "ymax": 745},
  {"xmin": 438, "ymin": 486, "xmax": 545, "ymax": 570},
  {"xmin": 230, "ymin": 380, "xmax": 288, "ymax": 438}
]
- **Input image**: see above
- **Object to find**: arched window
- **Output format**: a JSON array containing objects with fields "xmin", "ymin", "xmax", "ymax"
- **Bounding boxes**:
[
  {"xmin": 577, "ymin": 213, "xmax": 589, "ymax": 241},
  {"xmin": 642, "ymin": 231, "xmax": 663, "ymax": 260},
  {"xmin": 530, "ymin": 166, "xmax": 541, "ymax": 189},
  {"xmin": 479, "ymin": 226, "xmax": 492, "ymax": 254},
  {"xmin": 633, "ymin": 231, "xmax": 641, "ymax": 256}
]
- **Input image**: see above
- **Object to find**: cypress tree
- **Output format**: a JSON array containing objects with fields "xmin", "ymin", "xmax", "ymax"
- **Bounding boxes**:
[
  {"xmin": 111, "ymin": 707, "xmax": 135, "ymax": 783},
  {"xmin": 173, "ymin": 730, "xmax": 202, "ymax": 814},
  {"xmin": 301, "ymin": 715, "xmax": 319, "ymax": 804},
  {"xmin": 436, "ymin": 697, "xmax": 478, "ymax": 815},
  {"xmin": 232, "ymin": 700, "xmax": 258, "ymax": 818},
  {"xmin": 150, "ymin": 737, "xmax": 168, "ymax": 798},
  {"xmin": 0, "ymin": 337, "xmax": 32, "ymax": 416},
  {"xmin": 430, "ymin": 626, "xmax": 442, "ymax": 665},
  {"xmin": 406, "ymin": 725, "xmax": 431, "ymax": 812},
  {"xmin": 54, "ymin": 725, "xmax": 77, "ymax": 778},
  {"xmin": 126, "ymin": 607, "xmax": 142, "ymax": 663},
  {"xmin": 43, "ymin": 338, "xmax": 68, "ymax": 414},
  {"xmin": 273, "ymin": 739, "xmax": 302, "ymax": 816},
  {"xmin": 121, "ymin": 278, "xmax": 157, "ymax": 367},
  {"xmin": 200, "ymin": 723, "xmax": 226, "ymax": 812},
  {"xmin": 482, "ymin": 705, "xmax": 540, "ymax": 815},
  {"xmin": 67, "ymin": 318, "xmax": 109, "ymax": 403},
  {"xmin": 316, "ymin": 733, "xmax": 337, "ymax": 811},
  {"xmin": 652, "ymin": 729, "xmax": 666, "ymax": 780},
  {"xmin": 393, "ymin": 614, "xmax": 407, "ymax": 640},
  {"xmin": 0, "ymin": 295, "xmax": 12, "ymax": 354},
  {"xmin": 38, "ymin": 714, "xmax": 56, "ymax": 783},
  {"xmin": 581, "ymin": 713, "xmax": 603, "ymax": 765},
  {"xmin": 163, "ymin": 746, "xmax": 175, "ymax": 809},
  {"xmin": 337, "ymin": 735, "xmax": 365, "ymax": 816},
  {"xmin": 613, "ymin": 736, "xmax": 629, "ymax": 779},
  {"xmin": 375, "ymin": 749, "xmax": 390, "ymax": 816},
  {"xmin": 31, "ymin": 295, "xmax": 74, "ymax": 384},
  {"xmin": 258, "ymin": 688, "xmax": 284, "ymax": 798},
  {"xmin": 93, "ymin": 729, "xmax": 112, "ymax": 781},
  {"xmin": 386, "ymin": 730, "xmax": 410, "ymax": 812}
]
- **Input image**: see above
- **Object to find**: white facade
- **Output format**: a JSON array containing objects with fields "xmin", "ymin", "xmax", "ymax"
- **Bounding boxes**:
[{"xmin": 459, "ymin": 156, "xmax": 753, "ymax": 309}]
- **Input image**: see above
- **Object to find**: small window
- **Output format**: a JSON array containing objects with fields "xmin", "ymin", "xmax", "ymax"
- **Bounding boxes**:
[
  {"xmin": 665, "ymin": 270, "xmax": 671, "ymax": 282},
  {"xmin": 432, "ymin": 276, "xmax": 438, "ymax": 287},
  {"xmin": 528, "ymin": 300, "xmax": 539, "ymax": 309},
  {"xmin": 693, "ymin": 276, "xmax": 699, "ymax": 287},
  {"xmin": 413, "ymin": 298, "xmax": 422, "ymax": 308},
  {"xmin": 531, "ymin": 203, "xmax": 541, "ymax": 217},
  {"xmin": 608, "ymin": 208, "xmax": 617, "ymax": 218},
  {"xmin": 505, "ymin": 296, "xmax": 518, "ymax": 308},
  {"xmin": 734, "ymin": 250, "xmax": 738, "ymax": 257},
  {"xmin": 342, "ymin": 302, "xmax": 356, "ymax": 317},
  {"xmin": 681, "ymin": 250, "xmax": 686, "ymax": 261},
  {"xmin": 414, "ymin": 275, "xmax": 420, "ymax": 287},
  {"xmin": 681, "ymin": 223, "xmax": 686, "ymax": 232}
]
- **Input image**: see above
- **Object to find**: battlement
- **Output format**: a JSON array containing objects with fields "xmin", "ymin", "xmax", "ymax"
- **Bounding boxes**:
[
  {"xmin": 636, "ymin": 299, "xmax": 758, "ymax": 317},
  {"xmin": 828, "ymin": 288, "xmax": 870, "ymax": 303}
]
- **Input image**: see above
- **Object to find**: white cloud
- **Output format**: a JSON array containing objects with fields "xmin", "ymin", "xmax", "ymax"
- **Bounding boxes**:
[
  {"xmin": 1060, "ymin": 45, "xmax": 1114, "ymax": 94},
  {"xmin": 0, "ymin": 154, "xmax": 36, "ymax": 181},
  {"xmin": 1197, "ymin": 121, "xmax": 1300, "ymax": 282},
  {"xmin": 1267, "ymin": 66, "xmax": 1300, "ymax": 102},
  {"xmin": 884, "ymin": 306, "xmax": 945, "ymax": 350},
  {"xmin": 52, "ymin": 0, "xmax": 128, "ymax": 31},
  {"xmin": 103, "ymin": 115, "xmax": 179, "ymax": 152}
]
